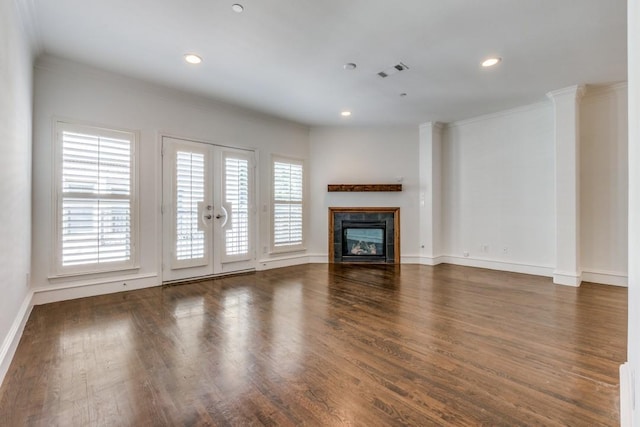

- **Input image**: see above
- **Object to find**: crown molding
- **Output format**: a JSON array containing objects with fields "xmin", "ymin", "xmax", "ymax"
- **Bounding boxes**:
[
  {"xmin": 546, "ymin": 84, "xmax": 586, "ymax": 102},
  {"xmin": 418, "ymin": 121, "xmax": 445, "ymax": 132}
]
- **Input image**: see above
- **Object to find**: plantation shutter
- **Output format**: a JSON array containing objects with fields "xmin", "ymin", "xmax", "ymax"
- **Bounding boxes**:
[
  {"xmin": 58, "ymin": 124, "xmax": 135, "ymax": 272},
  {"xmin": 273, "ymin": 159, "xmax": 303, "ymax": 249},
  {"xmin": 223, "ymin": 153, "xmax": 251, "ymax": 259},
  {"xmin": 175, "ymin": 150, "xmax": 206, "ymax": 263}
]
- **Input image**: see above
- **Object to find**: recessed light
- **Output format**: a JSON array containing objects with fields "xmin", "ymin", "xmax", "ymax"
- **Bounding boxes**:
[
  {"xmin": 481, "ymin": 57, "xmax": 501, "ymax": 67},
  {"xmin": 232, "ymin": 3, "xmax": 244, "ymax": 13},
  {"xmin": 341, "ymin": 111, "xmax": 352, "ymax": 117},
  {"xmin": 184, "ymin": 54, "xmax": 202, "ymax": 64},
  {"xmin": 343, "ymin": 63, "xmax": 357, "ymax": 70}
]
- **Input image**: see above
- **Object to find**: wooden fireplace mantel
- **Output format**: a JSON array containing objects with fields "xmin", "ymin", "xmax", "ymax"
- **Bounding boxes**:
[{"xmin": 327, "ymin": 184, "xmax": 402, "ymax": 192}]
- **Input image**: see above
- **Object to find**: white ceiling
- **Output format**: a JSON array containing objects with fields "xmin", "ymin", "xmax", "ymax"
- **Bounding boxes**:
[{"xmin": 28, "ymin": 0, "xmax": 627, "ymax": 126}]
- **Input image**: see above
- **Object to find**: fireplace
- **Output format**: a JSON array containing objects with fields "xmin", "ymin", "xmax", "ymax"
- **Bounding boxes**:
[
  {"xmin": 329, "ymin": 207, "xmax": 400, "ymax": 263},
  {"xmin": 342, "ymin": 221, "xmax": 386, "ymax": 262}
]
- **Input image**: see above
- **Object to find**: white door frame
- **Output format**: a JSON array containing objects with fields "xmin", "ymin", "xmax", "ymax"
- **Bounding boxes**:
[{"xmin": 161, "ymin": 135, "xmax": 257, "ymax": 283}]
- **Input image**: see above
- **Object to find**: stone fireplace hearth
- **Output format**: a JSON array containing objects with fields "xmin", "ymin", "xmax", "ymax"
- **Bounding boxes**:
[{"xmin": 329, "ymin": 207, "xmax": 400, "ymax": 264}]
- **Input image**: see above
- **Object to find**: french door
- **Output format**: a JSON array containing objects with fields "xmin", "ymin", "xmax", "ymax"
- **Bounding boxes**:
[{"xmin": 162, "ymin": 136, "xmax": 255, "ymax": 282}]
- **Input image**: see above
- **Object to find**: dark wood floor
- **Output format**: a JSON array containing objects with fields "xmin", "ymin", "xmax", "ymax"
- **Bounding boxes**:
[{"xmin": 0, "ymin": 264, "xmax": 627, "ymax": 426}]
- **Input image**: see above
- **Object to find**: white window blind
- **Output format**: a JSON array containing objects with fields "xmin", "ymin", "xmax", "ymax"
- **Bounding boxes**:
[
  {"xmin": 175, "ymin": 151, "xmax": 206, "ymax": 261},
  {"xmin": 272, "ymin": 158, "xmax": 303, "ymax": 250},
  {"xmin": 56, "ymin": 123, "xmax": 136, "ymax": 273},
  {"xmin": 224, "ymin": 155, "xmax": 250, "ymax": 257}
]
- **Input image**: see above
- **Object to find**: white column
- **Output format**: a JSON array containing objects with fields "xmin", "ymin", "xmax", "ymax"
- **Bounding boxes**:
[
  {"xmin": 547, "ymin": 85, "xmax": 585, "ymax": 286},
  {"xmin": 419, "ymin": 122, "xmax": 443, "ymax": 264},
  {"xmin": 622, "ymin": 1, "xmax": 639, "ymax": 425}
]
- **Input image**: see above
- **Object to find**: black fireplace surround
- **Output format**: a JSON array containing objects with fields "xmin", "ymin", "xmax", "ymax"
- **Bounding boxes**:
[{"xmin": 332, "ymin": 211, "xmax": 396, "ymax": 263}]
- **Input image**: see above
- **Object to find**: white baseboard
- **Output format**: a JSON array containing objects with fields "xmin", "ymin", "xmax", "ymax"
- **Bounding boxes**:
[
  {"xmin": 32, "ymin": 273, "xmax": 160, "ymax": 305},
  {"xmin": 440, "ymin": 255, "xmax": 554, "ymax": 278},
  {"xmin": 256, "ymin": 254, "xmax": 310, "ymax": 271},
  {"xmin": 255, "ymin": 255, "xmax": 625, "ymax": 288},
  {"xmin": 293, "ymin": 253, "xmax": 556, "ymax": 278},
  {"xmin": 582, "ymin": 270, "xmax": 628, "ymax": 287},
  {"xmin": 414, "ymin": 256, "xmax": 445, "ymax": 266},
  {"xmin": 620, "ymin": 362, "xmax": 633, "ymax": 427},
  {"xmin": 401, "ymin": 255, "xmax": 427, "ymax": 264},
  {"xmin": 553, "ymin": 272, "xmax": 582, "ymax": 287},
  {"xmin": 307, "ymin": 254, "xmax": 329, "ymax": 264},
  {"xmin": 0, "ymin": 291, "xmax": 33, "ymax": 388}
]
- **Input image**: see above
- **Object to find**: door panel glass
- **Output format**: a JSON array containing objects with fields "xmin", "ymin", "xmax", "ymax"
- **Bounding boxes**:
[
  {"xmin": 175, "ymin": 150, "xmax": 206, "ymax": 264},
  {"xmin": 223, "ymin": 154, "xmax": 250, "ymax": 260}
]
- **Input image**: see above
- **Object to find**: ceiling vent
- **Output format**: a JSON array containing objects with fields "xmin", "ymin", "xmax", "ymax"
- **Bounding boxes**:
[{"xmin": 377, "ymin": 62, "xmax": 409, "ymax": 78}]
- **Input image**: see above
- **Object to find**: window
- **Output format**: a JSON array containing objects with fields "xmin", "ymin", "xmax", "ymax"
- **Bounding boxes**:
[
  {"xmin": 272, "ymin": 156, "xmax": 304, "ymax": 252},
  {"xmin": 54, "ymin": 121, "xmax": 138, "ymax": 275}
]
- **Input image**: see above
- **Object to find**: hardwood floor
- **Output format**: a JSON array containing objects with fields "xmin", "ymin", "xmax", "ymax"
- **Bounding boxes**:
[{"xmin": 0, "ymin": 264, "xmax": 627, "ymax": 426}]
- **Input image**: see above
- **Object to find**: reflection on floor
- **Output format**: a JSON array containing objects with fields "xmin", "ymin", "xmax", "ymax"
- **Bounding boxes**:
[{"xmin": 0, "ymin": 264, "xmax": 627, "ymax": 425}]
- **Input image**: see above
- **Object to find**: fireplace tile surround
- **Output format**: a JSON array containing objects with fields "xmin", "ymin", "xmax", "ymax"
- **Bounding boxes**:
[{"xmin": 329, "ymin": 207, "xmax": 400, "ymax": 264}]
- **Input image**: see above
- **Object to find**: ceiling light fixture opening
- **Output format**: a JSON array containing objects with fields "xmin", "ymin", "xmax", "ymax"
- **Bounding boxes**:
[
  {"xmin": 481, "ymin": 57, "xmax": 501, "ymax": 67},
  {"xmin": 341, "ymin": 111, "xmax": 352, "ymax": 117},
  {"xmin": 184, "ymin": 54, "xmax": 203, "ymax": 64},
  {"xmin": 232, "ymin": 3, "xmax": 244, "ymax": 13},
  {"xmin": 343, "ymin": 63, "xmax": 357, "ymax": 70}
]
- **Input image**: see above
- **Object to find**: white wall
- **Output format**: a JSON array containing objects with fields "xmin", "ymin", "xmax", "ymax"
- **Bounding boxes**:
[
  {"xmin": 0, "ymin": 0, "xmax": 34, "ymax": 382},
  {"xmin": 580, "ymin": 84, "xmax": 628, "ymax": 286},
  {"xmin": 31, "ymin": 55, "xmax": 309, "ymax": 301},
  {"xmin": 441, "ymin": 103, "xmax": 556, "ymax": 275},
  {"xmin": 308, "ymin": 127, "xmax": 420, "ymax": 260}
]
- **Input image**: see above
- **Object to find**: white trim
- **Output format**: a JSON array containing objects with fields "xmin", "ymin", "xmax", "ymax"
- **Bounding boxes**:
[
  {"xmin": 270, "ymin": 155, "xmax": 305, "ymax": 253},
  {"xmin": 553, "ymin": 272, "xmax": 582, "ymax": 287},
  {"xmin": 300, "ymin": 254, "xmax": 554, "ymax": 277},
  {"xmin": 307, "ymin": 254, "xmax": 329, "ymax": 264},
  {"xmin": 0, "ymin": 292, "xmax": 33, "ymax": 387},
  {"xmin": 52, "ymin": 119, "xmax": 140, "ymax": 276},
  {"xmin": 418, "ymin": 121, "xmax": 444, "ymax": 131},
  {"xmin": 620, "ymin": 362, "xmax": 633, "ymax": 427},
  {"xmin": 416, "ymin": 256, "xmax": 445, "ymax": 266},
  {"xmin": 546, "ymin": 84, "xmax": 587, "ymax": 101},
  {"xmin": 441, "ymin": 256, "xmax": 554, "ymax": 277},
  {"xmin": 582, "ymin": 270, "xmax": 628, "ymax": 287},
  {"xmin": 33, "ymin": 274, "xmax": 159, "ymax": 305},
  {"xmin": 256, "ymin": 254, "xmax": 310, "ymax": 271},
  {"xmin": 254, "ymin": 255, "xmax": 627, "ymax": 287},
  {"xmin": 401, "ymin": 255, "xmax": 424, "ymax": 264}
]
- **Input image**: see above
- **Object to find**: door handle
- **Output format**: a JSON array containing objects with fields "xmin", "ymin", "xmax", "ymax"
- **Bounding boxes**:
[
  {"xmin": 217, "ymin": 206, "xmax": 229, "ymax": 228},
  {"xmin": 204, "ymin": 214, "xmax": 212, "ymax": 220}
]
